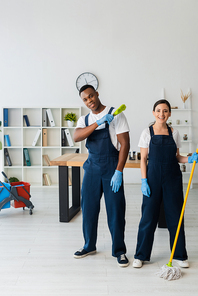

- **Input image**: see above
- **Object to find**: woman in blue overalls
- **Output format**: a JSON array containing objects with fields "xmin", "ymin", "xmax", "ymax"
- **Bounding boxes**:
[
  {"xmin": 133, "ymin": 99, "xmax": 198, "ymax": 268},
  {"xmin": 73, "ymin": 85, "xmax": 130, "ymax": 267}
]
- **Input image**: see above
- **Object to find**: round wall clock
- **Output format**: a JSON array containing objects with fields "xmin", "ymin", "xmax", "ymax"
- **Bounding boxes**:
[{"xmin": 76, "ymin": 72, "xmax": 99, "ymax": 91}]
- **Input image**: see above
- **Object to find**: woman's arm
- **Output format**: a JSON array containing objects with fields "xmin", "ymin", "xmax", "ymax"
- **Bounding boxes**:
[
  {"xmin": 140, "ymin": 147, "xmax": 149, "ymax": 178},
  {"xmin": 176, "ymin": 148, "xmax": 188, "ymax": 163}
]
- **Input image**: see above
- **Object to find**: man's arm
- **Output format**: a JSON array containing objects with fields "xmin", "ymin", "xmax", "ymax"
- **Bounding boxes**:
[
  {"xmin": 73, "ymin": 123, "xmax": 98, "ymax": 142},
  {"xmin": 116, "ymin": 132, "xmax": 130, "ymax": 172}
]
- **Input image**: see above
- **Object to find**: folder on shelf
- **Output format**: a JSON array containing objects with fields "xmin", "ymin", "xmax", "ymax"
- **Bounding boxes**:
[
  {"xmin": 46, "ymin": 109, "xmax": 55, "ymax": 127},
  {"xmin": 43, "ymin": 155, "xmax": 50, "ymax": 166},
  {"xmin": 3, "ymin": 109, "xmax": 8, "ymax": 127},
  {"xmin": 42, "ymin": 109, "xmax": 47, "ymax": 127},
  {"xmin": 4, "ymin": 135, "xmax": 11, "ymax": 146},
  {"xmin": 4, "ymin": 148, "xmax": 12, "ymax": 166},
  {"xmin": 32, "ymin": 129, "xmax": 41, "ymax": 146},
  {"xmin": 42, "ymin": 128, "xmax": 47, "ymax": 146},
  {"xmin": 64, "ymin": 129, "xmax": 74, "ymax": 147},
  {"xmin": 23, "ymin": 115, "xmax": 30, "ymax": 126},
  {"xmin": 23, "ymin": 148, "xmax": 31, "ymax": 166}
]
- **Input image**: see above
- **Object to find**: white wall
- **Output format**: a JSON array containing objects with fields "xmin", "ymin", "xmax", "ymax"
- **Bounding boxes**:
[{"xmin": 0, "ymin": 0, "xmax": 198, "ymax": 183}]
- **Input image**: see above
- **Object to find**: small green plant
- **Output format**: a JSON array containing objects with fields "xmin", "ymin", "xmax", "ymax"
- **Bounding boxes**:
[{"xmin": 64, "ymin": 112, "xmax": 77, "ymax": 122}]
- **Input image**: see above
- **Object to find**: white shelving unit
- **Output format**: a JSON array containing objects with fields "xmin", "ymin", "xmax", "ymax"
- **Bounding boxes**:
[
  {"xmin": 2, "ymin": 107, "xmax": 81, "ymax": 187},
  {"xmin": 170, "ymin": 95, "xmax": 193, "ymax": 178}
]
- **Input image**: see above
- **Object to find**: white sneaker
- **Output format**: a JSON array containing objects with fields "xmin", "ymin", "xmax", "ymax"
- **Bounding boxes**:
[
  {"xmin": 174, "ymin": 259, "xmax": 189, "ymax": 268},
  {"xmin": 133, "ymin": 259, "xmax": 143, "ymax": 268}
]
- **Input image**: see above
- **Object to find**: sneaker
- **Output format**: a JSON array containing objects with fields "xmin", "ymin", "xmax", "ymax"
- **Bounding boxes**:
[
  {"xmin": 117, "ymin": 254, "xmax": 129, "ymax": 267},
  {"xmin": 73, "ymin": 248, "xmax": 96, "ymax": 259},
  {"xmin": 174, "ymin": 259, "xmax": 189, "ymax": 268},
  {"xmin": 133, "ymin": 259, "xmax": 143, "ymax": 268}
]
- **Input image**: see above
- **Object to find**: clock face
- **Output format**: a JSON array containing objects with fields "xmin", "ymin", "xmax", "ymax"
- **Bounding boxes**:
[{"xmin": 76, "ymin": 72, "xmax": 99, "ymax": 91}]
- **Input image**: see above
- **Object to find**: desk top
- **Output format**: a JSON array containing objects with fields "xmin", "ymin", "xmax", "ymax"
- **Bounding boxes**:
[{"xmin": 50, "ymin": 153, "xmax": 141, "ymax": 168}]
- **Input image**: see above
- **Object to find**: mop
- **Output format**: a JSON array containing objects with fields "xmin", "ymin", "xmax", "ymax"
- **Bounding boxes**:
[{"xmin": 157, "ymin": 149, "xmax": 198, "ymax": 280}]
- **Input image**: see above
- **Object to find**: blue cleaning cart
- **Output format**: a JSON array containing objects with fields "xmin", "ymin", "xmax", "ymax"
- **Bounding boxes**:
[{"xmin": 0, "ymin": 172, "xmax": 34, "ymax": 215}]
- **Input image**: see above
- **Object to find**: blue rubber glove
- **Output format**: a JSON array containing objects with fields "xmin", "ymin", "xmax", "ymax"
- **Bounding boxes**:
[
  {"xmin": 110, "ymin": 170, "xmax": 123, "ymax": 193},
  {"xmin": 188, "ymin": 152, "xmax": 198, "ymax": 163},
  {"xmin": 141, "ymin": 178, "xmax": 151, "ymax": 197},
  {"xmin": 96, "ymin": 114, "xmax": 114, "ymax": 126}
]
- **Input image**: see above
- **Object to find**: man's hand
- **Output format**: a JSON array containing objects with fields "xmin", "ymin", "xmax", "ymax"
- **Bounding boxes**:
[
  {"xmin": 96, "ymin": 114, "xmax": 114, "ymax": 126},
  {"xmin": 110, "ymin": 170, "xmax": 123, "ymax": 193}
]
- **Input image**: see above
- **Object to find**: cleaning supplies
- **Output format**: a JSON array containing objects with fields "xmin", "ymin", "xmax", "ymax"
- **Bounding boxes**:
[
  {"xmin": 157, "ymin": 148, "xmax": 198, "ymax": 281},
  {"xmin": 113, "ymin": 104, "xmax": 126, "ymax": 116}
]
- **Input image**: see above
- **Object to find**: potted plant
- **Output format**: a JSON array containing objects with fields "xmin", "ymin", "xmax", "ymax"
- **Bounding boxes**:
[
  {"xmin": 185, "ymin": 120, "xmax": 188, "ymax": 125},
  {"xmin": 64, "ymin": 112, "xmax": 77, "ymax": 127}
]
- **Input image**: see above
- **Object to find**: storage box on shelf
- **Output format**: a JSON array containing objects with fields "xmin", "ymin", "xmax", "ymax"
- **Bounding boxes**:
[{"xmin": 2, "ymin": 107, "xmax": 81, "ymax": 187}]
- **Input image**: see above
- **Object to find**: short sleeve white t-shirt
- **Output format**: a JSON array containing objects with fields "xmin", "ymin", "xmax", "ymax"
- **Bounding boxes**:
[
  {"xmin": 76, "ymin": 106, "xmax": 130, "ymax": 151},
  {"xmin": 138, "ymin": 127, "xmax": 181, "ymax": 149}
]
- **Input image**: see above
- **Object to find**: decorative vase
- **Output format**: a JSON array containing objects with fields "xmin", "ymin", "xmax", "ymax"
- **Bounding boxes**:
[
  {"xmin": 181, "ymin": 164, "xmax": 186, "ymax": 172},
  {"xmin": 183, "ymin": 134, "xmax": 188, "ymax": 141},
  {"xmin": 183, "ymin": 102, "xmax": 186, "ymax": 109},
  {"xmin": 66, "ymin": 120, "xmax": 74, "ymax": 127}
]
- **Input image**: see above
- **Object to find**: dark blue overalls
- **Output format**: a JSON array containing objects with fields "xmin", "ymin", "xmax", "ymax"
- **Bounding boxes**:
[
  {"xmin": 135, "ymin": 125, "xmax": 188, "ymax": 261},
  {"xmin": 81, "ymin": 107, "xmax": 126, "ymax": 257}
]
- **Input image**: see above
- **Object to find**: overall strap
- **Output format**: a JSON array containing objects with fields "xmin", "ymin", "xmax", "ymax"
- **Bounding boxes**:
[
  {"xmin": 108, "ymin": 107, "xmax": 114, "ymax": 114},
  {"xmin": 105, "ymin": 107, "xmax": 114, "ymax": 128},
  {"xmin": 167, "ymin": 124, "xmax": 173, "ymax": 136},
  {"xmin": 85, "ymin": 113, "xmax": 90, "ymax": 127},
  {"xmin": 149, "ymin": 125, "xmax": 154, "ymax": 137}
]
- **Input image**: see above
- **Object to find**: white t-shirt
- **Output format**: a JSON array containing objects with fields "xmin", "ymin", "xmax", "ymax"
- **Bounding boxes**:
[
  {"xmin": 138, "ymin": 127, "xmax": 181, "ymax": 149},
  {"xmin": 76, "ymin": 106, "xmax": 130, "ymax": 151}
]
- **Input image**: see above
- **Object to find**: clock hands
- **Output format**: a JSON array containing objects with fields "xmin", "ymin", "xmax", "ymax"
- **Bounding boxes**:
[{"xmin": 86, "ymin": 80, "xmax": 96, "ymax": 84}]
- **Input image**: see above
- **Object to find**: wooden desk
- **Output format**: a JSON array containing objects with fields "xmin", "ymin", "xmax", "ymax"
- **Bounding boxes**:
[{"xmin": 50, "ymin": 153, "xmax": 140, "ymax": 222}]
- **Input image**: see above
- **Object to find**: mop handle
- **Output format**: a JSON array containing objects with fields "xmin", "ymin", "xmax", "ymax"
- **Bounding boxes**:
[{"xmin": 169, "ymin": 148, "xmax": 198, "ymax": 264}]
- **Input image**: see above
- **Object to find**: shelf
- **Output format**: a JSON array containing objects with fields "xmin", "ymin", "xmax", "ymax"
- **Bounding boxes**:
[
  {"xmin": 2, "ymin": 107, "xmax": 82, "ymax": 187},
  {"xmin": 172, "ymin": 125, "xmax": 192, "ymax": 127},
  {"xmin": 171, "ymin": 108, "xmax": 192, "ymax": 111}
]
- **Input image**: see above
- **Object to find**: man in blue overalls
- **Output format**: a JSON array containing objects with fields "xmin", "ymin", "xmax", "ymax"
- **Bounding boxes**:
[{"xmin": 73, "ymin": 85, "xmax": 130, "ymax": 267}]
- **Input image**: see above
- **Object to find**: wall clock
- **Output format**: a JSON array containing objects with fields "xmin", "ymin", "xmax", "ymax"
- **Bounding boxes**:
[{"xmin": 76, "ymin": 72, "xmax": 99, "ymax": 91}]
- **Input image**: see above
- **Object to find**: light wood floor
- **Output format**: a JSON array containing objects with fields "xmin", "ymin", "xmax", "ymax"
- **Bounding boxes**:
[{"xmin": 0, "ymin": 184, "xmax": 198, "ymax": 295}]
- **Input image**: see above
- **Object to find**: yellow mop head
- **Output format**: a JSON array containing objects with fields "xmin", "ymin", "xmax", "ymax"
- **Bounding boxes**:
[{"xmin": 113, "ymin": 104, "xmax": 126, "ymax": 116}]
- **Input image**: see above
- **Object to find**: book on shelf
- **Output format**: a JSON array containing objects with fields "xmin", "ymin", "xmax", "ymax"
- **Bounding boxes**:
[
  {"xmin": 43, "ymin": 173, "xmax": 52, "ymax": 186},
  {"xmin": 64, "ymin": 129, "xmax": 74, "ymax": 147},
  {"xmin": 43, "ymin": 173, "xmax": 48, "ymax": 185},
  {"xmin": 4, "ymin": 135, "xmax": 11, "ymax": 146},
  {"xmin": 42, "ymin": 128, "xmax": 47, "ymax": 146},
  {"xmin": 42, "ymin": 108, "xmax": 47, "ymax": 127},
  {"xmin": 3, "ymin": 109, "xmax": 8, "ymax": 127},
  {"xmin": 61, "ymin": 129, "xmax": 66, "ymax": 146},
  {"xmin": 43, "ymin": 155, "xmax": 50, "ymax": 166},
  {"xmin": 46, "ymin": 109, "xmax": 55, "ymax": 127},
  {"xmin": 23, "ymin": 115, "xmax": 30, "ymax": 126},
  {"xmin": 23, "ymin": 148, "xmax": 31, "ymax": 166},
  {"xmin": 4, "ymin": 148, "xmax": 12, "ymax": 166},
  {"xmin": 32, "ymin": 129, "xmax": 41, "ymax": 146}
]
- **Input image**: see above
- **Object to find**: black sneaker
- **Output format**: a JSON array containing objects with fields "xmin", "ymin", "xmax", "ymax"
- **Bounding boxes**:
[
  {"xmin": 73, "ymin": 248, "xmax": 96, "ymax": 259},
  {"xmin": 117, "ymin": 254, "xmax": 129, "ymax": 267}
]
